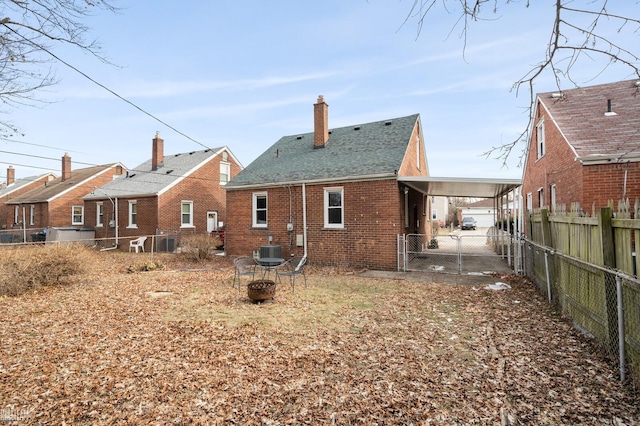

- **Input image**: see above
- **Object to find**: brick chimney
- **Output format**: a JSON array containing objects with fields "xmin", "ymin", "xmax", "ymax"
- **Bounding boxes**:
[
  {"xmin": 6, "ymin": 166, "xmax": 15, "ymax": 185},
  {"xmin": 152, "ymin": 131, "xmax": 164, "ymax": 171},
  {"xmin": 313, "ymin": 95, "xmax": 328, "ymax": 149},
  {"xmin": 61, "ymin": 153, "xmax": 71, "ymax": 181}
]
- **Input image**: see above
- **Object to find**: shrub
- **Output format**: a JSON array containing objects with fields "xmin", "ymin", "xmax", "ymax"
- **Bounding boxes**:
[
  {"xmin": 127, "ymin": 260, "xmax": 166, "ymax": 273},
  {"xmin": 180, "ymin": 234, "xmax": 222, "ymax": 262},
  {"xmin": 0, "ymin": 245, "xmax": 88, "ymax": 296}
]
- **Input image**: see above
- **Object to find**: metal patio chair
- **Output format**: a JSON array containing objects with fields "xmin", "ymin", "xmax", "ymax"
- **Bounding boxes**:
[
  {"xmin": 275, "ymin": 256, "xmax": 307, "ymax": 292},
  {"xmin": 232, "ymin": 256, "xmax": 258, "ymax": 290}
]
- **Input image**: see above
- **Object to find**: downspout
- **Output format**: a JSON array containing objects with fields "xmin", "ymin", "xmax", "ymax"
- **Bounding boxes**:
[
  {"xmin": 115, "ymin": 197, "xmax": 119, "ymax": 247},
  {"xmin": 302, "ymin": 183, "xmax": 308, "ymax": 259}
]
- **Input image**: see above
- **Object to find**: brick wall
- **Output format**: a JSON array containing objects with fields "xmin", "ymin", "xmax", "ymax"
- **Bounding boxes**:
[
  {"xmin": 583, "ymin": 162, "xmax": 640, "ymax": 210},
  {"xmin": 225, "ymin": 179, "xmax": 406, "ymax": 270},
  {"xmin": 522, "ymin": 102, "xmax": 584, "ymax": 210},
  {"xmin": 0, "ymin": 176, "xmax": 52, "ymax": 228}
]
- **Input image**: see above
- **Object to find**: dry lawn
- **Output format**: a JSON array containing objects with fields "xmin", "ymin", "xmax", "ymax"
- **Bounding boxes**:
[{"xmin": 0, "ymin": 249, "xmax": 638, "ymax": 424}]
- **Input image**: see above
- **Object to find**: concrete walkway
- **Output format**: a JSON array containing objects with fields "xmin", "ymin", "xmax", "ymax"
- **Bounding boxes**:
[{"xmin": 357, "ymin": 269, "xmax": 512, "ymax": 286}]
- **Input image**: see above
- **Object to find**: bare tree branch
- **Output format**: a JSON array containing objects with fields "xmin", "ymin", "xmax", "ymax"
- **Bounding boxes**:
[
  {"xmin": 404, "ymin": 0, "xmax": 640, "ymax": 168},
  {"xmin": 0, "ymin": 0, "xmax": 117, "ymax": 136}
]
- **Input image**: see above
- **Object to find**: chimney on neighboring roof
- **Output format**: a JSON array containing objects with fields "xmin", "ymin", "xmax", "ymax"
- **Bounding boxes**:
[
  {"xmin": 61, "ymin": 153, "xmax": 71, "ymax": 181},
  {"xmin": 313, "ymin": 95, "xmax": 328, "ymax": 149},
  {"xmin": 152, "ymin": 131, "xmax": 164, "ymax": 171},
  {"xmin": 6, "ymin": 166, "xmax": 15, "ymax": 185}
]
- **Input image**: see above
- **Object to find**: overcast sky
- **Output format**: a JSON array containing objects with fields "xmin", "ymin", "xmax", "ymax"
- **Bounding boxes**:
[{"xmin": 2, "ymin": 1, "xmax": 638, "ymax": 181}]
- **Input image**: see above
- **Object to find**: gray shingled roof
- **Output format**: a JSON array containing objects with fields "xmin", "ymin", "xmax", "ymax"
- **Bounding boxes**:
[
  {"xmin": 85, "ymin": 148, "xmax": 224, "ymax": 199},
  {"xmin": 226, "ymin": 114, "xmax": 420, "ymax": 188},
  {"xmin": 8, "ymin": 165, "xmax": 119, "ymax": 204},
  {"xmin": 0, "ymin": 173, "xmax": 56, "ymax": 198},
  {"xmin": 539, "ymin": 79, "xmax": 640, "ymax": 160}
]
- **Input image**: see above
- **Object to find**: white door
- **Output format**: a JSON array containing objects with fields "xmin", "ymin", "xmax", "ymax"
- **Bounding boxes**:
[{"xmin": 207, "ymin": 211, "xmax": 218, "ymax": 233}]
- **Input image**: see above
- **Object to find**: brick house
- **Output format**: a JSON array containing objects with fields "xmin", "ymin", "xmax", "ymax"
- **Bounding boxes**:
[
  {"xmin": 6, "ymin": 155, "xmax": 125, "ymax": 234},
  {"xmin": 522, "ymin": 79, "xmax": 640, "ymax": 217},
  {"xmin": 224, "ymin": 96, "xmax": 429, "ymax": 270},
  {"xmin": 84, "ymin": 132, "xmax": 242, "ymax": 251},
  {"xmin": 0, "ymin": 166, "xmax": 56, "ymax": 230}
]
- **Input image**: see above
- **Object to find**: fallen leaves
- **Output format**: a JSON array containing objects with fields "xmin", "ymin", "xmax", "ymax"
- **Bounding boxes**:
[{"xmin": 0, "ymin": 255, "xmax": 638, "ymax": 424}]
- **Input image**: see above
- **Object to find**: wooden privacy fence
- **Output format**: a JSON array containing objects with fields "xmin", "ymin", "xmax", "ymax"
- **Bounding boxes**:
[{"xmin": 527, "ymin": 204, "xmax": 640, "ymax": 384}]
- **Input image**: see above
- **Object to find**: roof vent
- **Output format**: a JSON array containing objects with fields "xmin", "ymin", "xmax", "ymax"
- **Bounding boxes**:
[
  {"xmin": 166, "ymin": 169, "xmax": 174, "ymax": 174},
  {"xmin": 296, "ymin": 135, "xmax": 303, "ymax": 140},
  {"xmin": 129, "ymin": 173, "xmax": 136, "ymax": 178},
  {"xmin": 189, "ymin": 151, "xmax": 195, "ymax": 155},
  {"xmin": 635, "ymin": 81, "xmax": 640, "ymax": 87},
  {"xmin": 550, "ymin": 93, "xmax": 563, "ymax": 99},
  {"xmin": 605, "ymin": 98, "xmax": 617, "ymax": 116},
  {"xmin": 328, "ymin": 130, "xmax": 332, "ymax": 134},
  {"xmin": 385, "ymin": 121, "xmax": 392, "ymax": 126},
  {"xmin": 354, "ymin": 126, "xmax": 361, "ymax": 131}
]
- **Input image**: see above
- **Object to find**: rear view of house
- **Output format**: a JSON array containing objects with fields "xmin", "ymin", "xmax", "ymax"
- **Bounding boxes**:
[
  {"xmin": 84, "ymin": 133, "xmax": 242, "ymax": 251},
  {"xmin": 224, "ymin": 96, "xmax": 429, "ymax": 270},
  {"xmin": 5, "ymin": 155, "xmax": 125, "ymax": 239}
]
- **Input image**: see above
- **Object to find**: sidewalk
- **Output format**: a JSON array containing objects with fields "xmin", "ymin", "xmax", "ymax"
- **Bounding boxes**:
[{"xmin": 357, "ymin": 269, "xmax": 509, "ymax": 286}]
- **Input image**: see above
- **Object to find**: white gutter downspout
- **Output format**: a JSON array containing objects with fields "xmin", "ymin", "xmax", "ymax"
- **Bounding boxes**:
[{"xmin": 302, "ymin": 183, "xmax": 308, "ymax": 259}]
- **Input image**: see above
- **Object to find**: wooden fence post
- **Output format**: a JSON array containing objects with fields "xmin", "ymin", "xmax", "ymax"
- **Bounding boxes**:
[
  {"xmin": 598, "ymin": 207, "xmax": 619, "ymax": 355},
  {"xmin": 540, "ymin": 208, "xmax": 552, "ymax": 247}
]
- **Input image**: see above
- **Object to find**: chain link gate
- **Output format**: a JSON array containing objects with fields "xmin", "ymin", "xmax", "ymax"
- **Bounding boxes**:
[{"xmin": 398, "ymin": 229, "xmax": 515, "ymax": 275}]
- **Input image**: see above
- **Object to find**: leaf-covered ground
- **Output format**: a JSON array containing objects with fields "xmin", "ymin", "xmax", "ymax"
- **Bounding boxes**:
[{"xmin": 0, "ymin": 252, "xmax": 638, "ymax": 425}]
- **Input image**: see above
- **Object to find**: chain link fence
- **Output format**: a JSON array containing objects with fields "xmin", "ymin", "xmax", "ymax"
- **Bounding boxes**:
[{"xmin": 522, "ymin": 238, "xmax": 640, "ymax": 385}]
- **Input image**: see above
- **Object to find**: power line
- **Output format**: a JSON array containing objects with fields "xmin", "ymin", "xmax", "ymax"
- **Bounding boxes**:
[{"xmin": 5, "ymin": 25, "xmax": 213, "ymax": 152}]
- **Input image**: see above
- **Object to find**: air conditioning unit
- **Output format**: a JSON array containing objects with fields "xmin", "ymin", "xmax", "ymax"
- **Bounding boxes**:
[{"xmin": 260, "ymin": 244, "xmax": 282, "ymax": 259}]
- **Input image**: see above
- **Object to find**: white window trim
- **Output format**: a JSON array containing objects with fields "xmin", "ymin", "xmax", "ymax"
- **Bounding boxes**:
[
  {"xmin": 324, "ymin": 186, "xmax": 344, "ymax": 229},
  {"xmin": 220, "ymin": 161, "xmax": 231, "ymax": 185},
  {"xmin": 537, "ymin": 187, "xmax": 544, "ymax": 209},
  {"xmin": 181, "ymin": 200, "xmax": 194, "ymax": 228},
  {"xmin": 526, "ymin": 192, "xmax": 533, "ymax": 212},
  {"xmin": 252, "ymin": 192, "xmax": 268, "ymax": 228},
  {"xmin": 29, "ymin": 205, "xmax": 35, "ymax": 226},
  {"xmin": 127, "ymin": 200, "xmax": 137, "ymax": 229},
  {"xmin": 536, "ymin": 120, "xmax": 545, "ymax": 159},
  {"xmin": 96, "ymin": 202, "xmax": 104, "ymax": 227},
  {"xmin": 72, "ymin": 205, "xmax": 84, "ymax": 225}
]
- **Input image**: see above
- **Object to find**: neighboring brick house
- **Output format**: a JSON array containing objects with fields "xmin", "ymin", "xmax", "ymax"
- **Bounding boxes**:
[
  {"xmin": 522, "ymin": 79, "xmax": 640, "ymax": 216},
  {"xmin": 0, "ymin": 166, "xmax": 56, "ymax": 229},
  {"xmin": 84, "ymin": 132, "xmax": 242, "ymax": 251},
  {"xmin": 6, "ymin": 154, "xmax": 125, "ymax": 233},
  {"xmin": 224, "ymin": 96, "xmax": 429, "ymax": 270}
]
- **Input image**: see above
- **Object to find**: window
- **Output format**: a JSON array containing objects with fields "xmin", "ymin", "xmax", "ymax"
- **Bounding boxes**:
[
  {"xmin": 526, "ymin": 192, "xmax": 533, "ymax": 212},
  {"xmin": 128, "ymin": 200, "xmax": 137, "ymax": 228},
  {"xmin": 550, "ymin": 184, "xmax": 557, "ymax": 212},
  {"xmin": 72, "ymin": 205, "xmax": 84, "ymax": 225},
  {"xmin": 96, "ymin": 202, "xmax": 104, "ymax": 227},
  {"xmin": 252, "ymin": 192, "xmax": 267, "ymax": 228},
  {"xmin": 324, "ymin": 187, "xmax": 344, "ymax": 228},
  {"xmin": 220, "ymin": 162, "xmax": 230, "ymax": 185},
  {"xmin": 536, "ymin": 120, "xmax": 545, "ymax": 159},
  {"xmin": 538, "ymin": 188, "xmax": 544, "ymax": 209},
  {"xmin": 29, "ymin": 205, "xmax": 35, "ymax": 226},
  {"xmin": 432, "ymin": 209, "xmax": 438, "ymax": 220},
  {"xmin": 181, "ymin": 201, "xmax": 194, "ymax": 227}
]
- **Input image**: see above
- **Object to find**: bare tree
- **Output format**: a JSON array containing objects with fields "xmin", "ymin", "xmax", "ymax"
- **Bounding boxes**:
[
  {"xmin": 0, "ymin": 0, "xmax": 117, "ymax": 136},
  {"xmin": 404, "ymin": 0, "xmax": 640, "ymax": 166}
]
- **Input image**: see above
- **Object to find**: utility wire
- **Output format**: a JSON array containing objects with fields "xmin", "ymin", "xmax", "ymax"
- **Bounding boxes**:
[{"xmin": 5, "ymin": 25, "xmax": 212, "ymax": 152}]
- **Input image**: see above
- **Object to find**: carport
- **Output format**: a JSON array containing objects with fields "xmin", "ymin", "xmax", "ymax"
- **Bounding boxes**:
[{"xmin": 397, "ymin": 176, "xmax": 522, "ymax": 275}]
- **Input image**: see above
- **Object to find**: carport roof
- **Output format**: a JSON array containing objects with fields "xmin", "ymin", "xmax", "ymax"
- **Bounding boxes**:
[{"xmin": 399, "ymin": 176, "xmax": 521, "ymax": 198}]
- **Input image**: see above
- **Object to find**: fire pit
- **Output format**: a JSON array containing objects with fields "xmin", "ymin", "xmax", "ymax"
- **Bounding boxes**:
[{"xmin": 247, "ymin": 279, "xmax": 276, "ymax": 301}]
